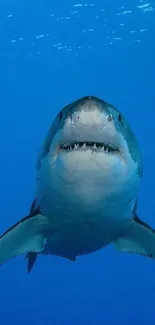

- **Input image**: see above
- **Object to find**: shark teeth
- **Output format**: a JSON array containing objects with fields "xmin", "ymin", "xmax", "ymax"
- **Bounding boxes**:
[{"xmin": 60, "ymin": 142, "xmax": 119, "ymax": 154}]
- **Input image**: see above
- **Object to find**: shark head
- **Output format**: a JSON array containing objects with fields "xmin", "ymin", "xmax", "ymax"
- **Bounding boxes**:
[{"xmin": 37, "ymin": 96, "xmax": 143, "ymax": 215}]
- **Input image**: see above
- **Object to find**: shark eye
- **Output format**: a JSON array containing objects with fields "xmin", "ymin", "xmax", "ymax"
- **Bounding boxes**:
[
  {"xmin": 118, "ymin": 114, "xmax": 122, "ymax": 122},
  {"xmin": 59, "ymin": 111, "xmax": 63, "ymax": 120},
  {"xmin": 108, "ymin": 114, "xmax": 113, "ymax": 122}
]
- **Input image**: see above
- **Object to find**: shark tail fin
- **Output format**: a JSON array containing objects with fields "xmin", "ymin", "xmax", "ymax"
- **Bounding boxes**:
[
  {"xmin": 25, "ymin": 252, "xmax": 38, "ymax": 273},
  {"xmin": 0, "ymin": 211, "xmax": 48, "ymax": 267},
  {"xmin": 114, "ymin": 216, "xmax": 155, "ymax": 259}
]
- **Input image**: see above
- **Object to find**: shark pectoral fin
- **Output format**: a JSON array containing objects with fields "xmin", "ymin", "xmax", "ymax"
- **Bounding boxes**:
[
  {"xmin": 114, "ymin": 216, "xmax": 155, "ymax": 259},
  {"xmin": 0, "ymin": 213, "xmax": 48, "ymax": 266}
]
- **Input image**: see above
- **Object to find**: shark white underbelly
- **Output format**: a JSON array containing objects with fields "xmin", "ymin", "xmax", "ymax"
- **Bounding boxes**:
[{"xmin": 37, "ymin": 145, "xmax": 138, "ymax": 258}]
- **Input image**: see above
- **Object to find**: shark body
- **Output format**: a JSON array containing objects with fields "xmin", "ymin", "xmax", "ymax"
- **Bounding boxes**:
[{"xmin": 0, "ymin": 96, "xmax": 154, "ymax": 272}]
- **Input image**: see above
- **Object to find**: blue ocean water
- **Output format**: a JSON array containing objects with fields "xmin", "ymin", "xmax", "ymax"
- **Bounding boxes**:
[{"xmin": 0, "ymin": 0, "xmax": 155, "ymax": 324}]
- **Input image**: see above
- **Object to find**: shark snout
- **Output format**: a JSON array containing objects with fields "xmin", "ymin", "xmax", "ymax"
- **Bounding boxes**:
[
  {"xmin": 62, "ymin": 96, "xmax": 113, "ymax": 131},
  {"xmin": 68, "ymin": 109, "xmax": 113, "ymax": 131},
  {"xmin": 61, "ymin": 108, "xmax": 116, "ymax": 147}
]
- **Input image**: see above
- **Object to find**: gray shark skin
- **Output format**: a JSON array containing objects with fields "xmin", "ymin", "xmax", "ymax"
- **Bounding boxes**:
[{"xmin": 0, "ymin": 95, "xmax": 154, "ymax": 273}]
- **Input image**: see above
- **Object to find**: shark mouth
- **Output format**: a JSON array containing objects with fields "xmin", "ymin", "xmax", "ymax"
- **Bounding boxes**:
[{"xmin": 60, "ymin": 142, "xmax": 119, "ymax": 154}]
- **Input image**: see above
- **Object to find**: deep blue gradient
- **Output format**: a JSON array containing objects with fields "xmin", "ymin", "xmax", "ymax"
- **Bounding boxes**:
[{"xmin": 0, "ymin": 1, "xmax": 155, "ymax": 324}]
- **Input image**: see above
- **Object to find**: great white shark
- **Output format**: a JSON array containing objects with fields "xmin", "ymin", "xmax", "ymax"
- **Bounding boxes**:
[{"xmin": 0, "ymin": 96, "xmax": 154, "ymax": 272}]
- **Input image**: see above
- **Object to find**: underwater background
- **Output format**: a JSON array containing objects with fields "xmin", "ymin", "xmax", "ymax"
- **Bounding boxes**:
[{"xmin": 0, "ymin": 0, "xmax": 155, "ymax": 324}]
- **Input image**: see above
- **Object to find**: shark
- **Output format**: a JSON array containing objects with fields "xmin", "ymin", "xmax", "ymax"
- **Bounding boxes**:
[{"xmin": 0, "ymin": 95, "xmax": 155, "ymax": 273}]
